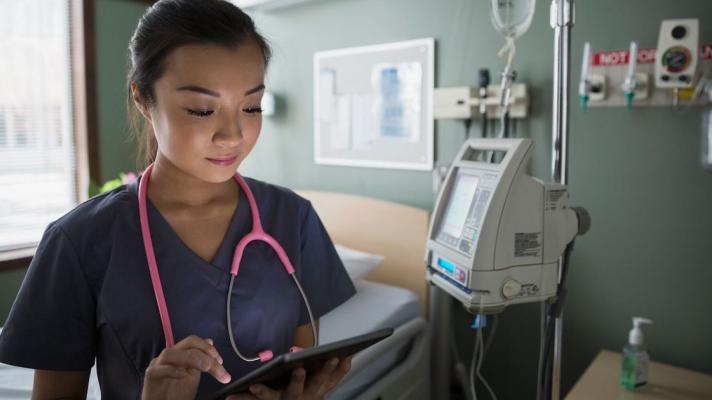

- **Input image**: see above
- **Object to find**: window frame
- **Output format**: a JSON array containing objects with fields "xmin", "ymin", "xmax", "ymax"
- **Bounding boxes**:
[{"xmin": 0, "ymin": 0, "xmax": 99, "ymax": 271}]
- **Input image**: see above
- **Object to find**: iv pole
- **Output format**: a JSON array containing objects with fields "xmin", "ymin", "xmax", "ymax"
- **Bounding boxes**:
[{"xmin": 550, "ymin": 0, "xmax": 573, "ymax": 399}]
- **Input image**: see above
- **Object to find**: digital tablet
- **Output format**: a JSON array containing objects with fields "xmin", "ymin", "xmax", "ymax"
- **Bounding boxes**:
[{"xmin": 206, "ymin": 328, "xmax": 393, "ymax": 400}]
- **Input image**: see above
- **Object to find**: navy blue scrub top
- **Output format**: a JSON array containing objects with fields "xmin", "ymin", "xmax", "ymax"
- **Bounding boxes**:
[{"xmin": 0, "ymin": 176, "xmax": 356, "ymax": 399}]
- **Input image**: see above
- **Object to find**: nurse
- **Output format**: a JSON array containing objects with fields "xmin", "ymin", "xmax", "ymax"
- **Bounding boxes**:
[{"xmin": 0, "ymin": 0, "xmax": 356, "ymax": 399}]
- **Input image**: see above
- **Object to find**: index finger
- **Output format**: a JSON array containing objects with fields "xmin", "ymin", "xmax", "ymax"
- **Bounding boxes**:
[{"xmin": 174, "ymin": 335, "xmax": 224, "ymax": 365}]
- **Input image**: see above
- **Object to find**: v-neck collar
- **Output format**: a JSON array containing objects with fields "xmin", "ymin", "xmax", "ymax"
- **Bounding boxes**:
[{"xmin": 128, "ymin": 176, "xmax": 250, "ymax": 273}]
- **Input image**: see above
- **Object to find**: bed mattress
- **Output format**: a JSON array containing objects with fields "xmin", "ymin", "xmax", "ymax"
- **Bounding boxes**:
[{"xmin": 321, "ymin": 280, "xmax": 421, "ymax": 400}]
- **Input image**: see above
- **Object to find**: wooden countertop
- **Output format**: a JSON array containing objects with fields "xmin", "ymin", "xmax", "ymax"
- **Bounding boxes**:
[{"xmin": 566, "ymin": 350, "xmax": 712, "ymax": 400}]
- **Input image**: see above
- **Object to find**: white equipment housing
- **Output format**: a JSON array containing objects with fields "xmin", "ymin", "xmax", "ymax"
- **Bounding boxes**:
[
  {"xmin": 425, "ymin": 139, "xmax": 579, "ymax": 314},
  {"xmin": 655, "ymin": 19, "xmax": 699, "ymax": 89}
]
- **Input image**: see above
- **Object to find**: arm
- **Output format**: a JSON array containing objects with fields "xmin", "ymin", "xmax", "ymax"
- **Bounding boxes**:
[
  {"xmin": 32, "ymin": 370, "xmax": 90, "ymax": 400},
  {"xmin": 293, "ymin": 320, "xmax": 319, "ymax": 349}
]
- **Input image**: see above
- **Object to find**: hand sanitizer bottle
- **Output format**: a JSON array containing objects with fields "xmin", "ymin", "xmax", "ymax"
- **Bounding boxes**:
[{"xmin": 621, "ymin": 317, "xmax": 653, "ymax": 390}]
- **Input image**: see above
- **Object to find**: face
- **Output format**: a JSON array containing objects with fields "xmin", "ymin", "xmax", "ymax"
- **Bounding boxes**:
[{"xmin": 133, "ymin": 41, "xmax": 266, "ymax": 183}]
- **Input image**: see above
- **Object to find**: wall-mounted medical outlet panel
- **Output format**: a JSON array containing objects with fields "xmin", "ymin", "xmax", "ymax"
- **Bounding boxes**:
[
  {"xmin": 655, "ymin": 19, "xmax": 699, "ymax": 89},
  {"xmin": 433, "ymin": 84, "xmax": 529, "ymax": 119},
  {"xmin": 585, "ymin": 41, "xmax": 711, "ymax": 108}
]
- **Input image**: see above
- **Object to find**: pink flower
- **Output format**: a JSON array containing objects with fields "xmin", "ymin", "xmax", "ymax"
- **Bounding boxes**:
[{"xmin": 122, "ymin": 172, "xmax": 138, "ymax": 185}]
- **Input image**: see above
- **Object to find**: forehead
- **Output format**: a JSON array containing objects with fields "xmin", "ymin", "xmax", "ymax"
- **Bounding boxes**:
[{"xmin": 158, "ymin": 42, "xmax": 265, "ymax": 91}]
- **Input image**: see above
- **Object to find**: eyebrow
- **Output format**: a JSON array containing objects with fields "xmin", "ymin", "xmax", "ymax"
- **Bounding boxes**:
[{"xmin": 176, "ymin": 84, "xmax": 265, "ymax": 97}]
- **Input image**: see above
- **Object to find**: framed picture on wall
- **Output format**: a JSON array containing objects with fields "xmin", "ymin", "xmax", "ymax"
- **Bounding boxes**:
[{"xmin": 314, "ymin": 38, "xmax": 434, "ymax": 171}]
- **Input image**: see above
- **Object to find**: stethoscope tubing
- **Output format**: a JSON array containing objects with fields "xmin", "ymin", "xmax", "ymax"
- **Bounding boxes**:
[{"xmin": 137, "ymin": 163, "xmax": 318, "ymax": 362}]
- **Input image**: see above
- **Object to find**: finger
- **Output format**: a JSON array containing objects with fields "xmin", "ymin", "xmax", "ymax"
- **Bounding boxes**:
[
  {"xmin": 249, "ymin": 384, "xmax": 280, "ymax": 400},
  {"xmin": 144, "ymin": 364, "xmax": 190, "ymax": 382},
  {"xmin": 324, "ymin": 357, "xmax": 352, "ymax": 391},
  {"xmin": 174, "ymin": 335, "xmax": 224, "ymax": 365},
  {"xmin": 304, "ymin": 357, "xmax": 339, "ymax": 394},
  {"xmin": 160, "ymin": 348, "xmax": 231, "ymax": 384},
  {"xmin": 283, "ymin": 368, "xmax": 306, "ymax": 399}
]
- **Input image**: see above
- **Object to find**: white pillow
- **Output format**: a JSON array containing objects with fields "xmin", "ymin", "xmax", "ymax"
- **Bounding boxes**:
[{"xmin": 334, "ymin": 244, "xmax": 384, "ymax": 281}]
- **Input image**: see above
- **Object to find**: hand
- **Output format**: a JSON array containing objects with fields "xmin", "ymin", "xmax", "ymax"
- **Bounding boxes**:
[
  {"xmin": 141, "ymin": 335, "xmax": 231, "ymax": 400},
  {"xmin": 227, "ymin": 356, "xmax": 352, "ymax": 400}
]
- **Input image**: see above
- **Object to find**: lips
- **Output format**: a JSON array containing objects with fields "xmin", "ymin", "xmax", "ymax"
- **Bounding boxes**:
[{"xmin": 206, "ymin": 154, "xmax": 239, "ymax": 166}]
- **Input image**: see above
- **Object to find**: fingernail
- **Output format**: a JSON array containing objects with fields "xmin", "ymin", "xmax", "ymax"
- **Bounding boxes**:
[
  {"xmin": 206, "ymin": 338, "xmax": 214, "ymax": 345},
  {"xmin": 218, "ymin": 356, "xmax": 224, "ymax": 365},
  {"xmin": 330, "ymin": 358, "xmax": 339, "ymax": 367},
  {"xmin": 220, "ymin": 372, "xmax": 232, "ymax": 384},
  {"xmin": 249, "ymin": 385, "xmax": 261, "ymax": 395}
]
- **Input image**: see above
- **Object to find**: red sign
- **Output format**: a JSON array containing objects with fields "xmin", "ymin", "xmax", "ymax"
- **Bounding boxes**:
[
  {"xmin": 592, "ymin": 48, "xmax": 656, "ymax": 66},
  {"xmin": 591, "ymin": 42, "xmax": 712, "ymax": 66}
]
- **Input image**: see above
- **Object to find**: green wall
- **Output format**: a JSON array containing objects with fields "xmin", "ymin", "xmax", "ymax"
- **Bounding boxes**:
[
  {"xmin": 95, "ymin": 0, "xmax": 147, "ymax": 178},
  {"xmin": 2, "ymin": 0, "xmax": 711, "ymax": 398}
]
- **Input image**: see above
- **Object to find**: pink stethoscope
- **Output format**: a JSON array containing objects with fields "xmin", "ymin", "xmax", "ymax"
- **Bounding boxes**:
[{"xmin": 137, "ymin": 163, "xmax": 318, "ymax": 362}]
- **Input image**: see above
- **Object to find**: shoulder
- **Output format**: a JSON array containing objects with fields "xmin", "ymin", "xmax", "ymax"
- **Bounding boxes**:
[
  {"xmin": 243, "ymin": 176, "xmax": 313, "ymax": 218},
  {"xmin": 48, "ymin": 183, "xmax": 137, "ymax": 246}
]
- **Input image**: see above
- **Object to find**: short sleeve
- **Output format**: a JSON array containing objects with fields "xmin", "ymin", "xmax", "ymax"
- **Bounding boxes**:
[
  {"xmin": 296, "ymin": 203, "xmax": 356, "ymax": 326},
  {"xmin": 0, "ymin": 223, "xmax": 96, "ymax": 370}
]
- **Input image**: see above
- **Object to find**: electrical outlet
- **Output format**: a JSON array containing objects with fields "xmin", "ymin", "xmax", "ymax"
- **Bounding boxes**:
[{"xmin": 433, "ymin": 87, "xmax": 476, "ymax": 119}]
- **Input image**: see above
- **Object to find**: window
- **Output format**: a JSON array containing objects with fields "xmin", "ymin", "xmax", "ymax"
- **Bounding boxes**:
[{"xmin": 0, "ymin": 0, "xmax": 81, "ymax": 257}]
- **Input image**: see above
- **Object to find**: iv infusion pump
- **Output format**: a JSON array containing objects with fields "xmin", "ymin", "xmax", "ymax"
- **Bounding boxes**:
[{"xmin": 425, "ymin": 139, "xmax": 588, "ymax": 314}]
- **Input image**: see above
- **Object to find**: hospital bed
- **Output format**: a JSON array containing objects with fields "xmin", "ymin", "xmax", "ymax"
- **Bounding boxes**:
[
  {"xmin": 298, "ymin": 191, "xmax": 431, "ymax": 400},
  {"xmin": 0, "ymin": 190, "xmax": 431, "ymax": 400}
]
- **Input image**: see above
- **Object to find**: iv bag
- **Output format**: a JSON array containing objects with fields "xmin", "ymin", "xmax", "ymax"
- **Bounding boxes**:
[{"xmin": 489, "ymin": 0, "xmax": 536, "ymax": 40}]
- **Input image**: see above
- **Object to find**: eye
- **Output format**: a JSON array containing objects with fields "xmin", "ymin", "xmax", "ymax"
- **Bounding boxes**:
[
  {"xmin": 244, "ymin": 106, "xmax": 263, "ymax": 114},
  {"xmin": 185, "ymin": 108, "xmax": 214, "ymax": 118}
]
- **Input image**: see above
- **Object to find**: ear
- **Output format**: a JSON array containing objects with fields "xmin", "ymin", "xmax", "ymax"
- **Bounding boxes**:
[{"xmin": 131, "ymin": 83, "xmax": 152, "ymax": 122}]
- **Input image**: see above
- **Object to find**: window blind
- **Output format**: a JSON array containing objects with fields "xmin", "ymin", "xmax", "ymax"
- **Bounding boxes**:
[{"xmin": 0, "ymin": 0, "xmax": 77, "ymax": 254}]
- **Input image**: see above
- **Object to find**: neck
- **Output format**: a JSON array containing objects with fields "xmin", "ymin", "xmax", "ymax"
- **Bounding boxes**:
[{"xmin": 147, "ymin": 154, "xmax": 238, "ymax": 208}]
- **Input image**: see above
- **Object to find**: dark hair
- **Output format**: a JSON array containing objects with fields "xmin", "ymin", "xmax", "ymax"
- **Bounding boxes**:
[{"xmin": 127, "ymin": 0, "xmax": 272, "ymax": 168}]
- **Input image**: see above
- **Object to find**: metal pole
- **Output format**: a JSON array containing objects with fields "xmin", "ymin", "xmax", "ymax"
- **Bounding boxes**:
[
  {"xmin": 550, "ymin": 1, "xmax": 573, "ymax": 399},
  {"xmin": 551, "ymin": 0, "xmax": 572, "ymax": 186},
  {"xmin": 429, "ymin": 285, "xmax": 452, "ymax": 400}
]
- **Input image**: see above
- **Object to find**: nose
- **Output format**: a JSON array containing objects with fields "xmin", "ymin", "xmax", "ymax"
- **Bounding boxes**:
[{"xmin": 213, "ymin": 114, "xmax": 243, "ymax": 148}]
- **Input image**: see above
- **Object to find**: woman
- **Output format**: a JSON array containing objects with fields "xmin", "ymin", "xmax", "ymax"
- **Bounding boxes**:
[{"xmin": 0, "ymin": 1, "xmax": 356, "ymax": 399}]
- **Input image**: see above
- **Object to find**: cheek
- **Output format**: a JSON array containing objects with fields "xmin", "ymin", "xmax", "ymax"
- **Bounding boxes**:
[
  {"xmin": 244, "ymin": 117, "xmax": 263, "ymax": 142},
  {"xmin": 153, "ymin": 110, "xmax": 209, "ymax": 155}
]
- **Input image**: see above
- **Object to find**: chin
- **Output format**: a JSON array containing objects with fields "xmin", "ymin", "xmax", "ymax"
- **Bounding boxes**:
[
  {"xmin": 203, "ymin": 169, "xmax": 238, "ymax": 184},
  {"xmin": 199, "ymin": 161, "xmax": 241, "ymax": 183}
]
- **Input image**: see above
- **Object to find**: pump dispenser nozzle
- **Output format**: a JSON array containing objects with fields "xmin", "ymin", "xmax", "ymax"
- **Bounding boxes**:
[{"xmin": 629, "ymin": 317, "xmax": 653, "ymax": 346}]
